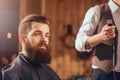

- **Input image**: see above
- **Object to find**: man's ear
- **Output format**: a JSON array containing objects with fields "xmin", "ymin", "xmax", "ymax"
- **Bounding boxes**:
[{"xmin": 19, "ymin": 34, "xmax": 26, "ymax": 43}]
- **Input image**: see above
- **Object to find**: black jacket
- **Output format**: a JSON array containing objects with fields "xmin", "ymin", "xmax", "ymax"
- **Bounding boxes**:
[{"xmin": 2, "ymin": 53, "xmax": 60, "ymax": 80}]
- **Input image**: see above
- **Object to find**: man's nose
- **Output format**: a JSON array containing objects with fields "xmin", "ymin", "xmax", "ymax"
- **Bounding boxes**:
[{"xmin": 40, "ymin": 35, "xmax": 46, "ymax": 42}]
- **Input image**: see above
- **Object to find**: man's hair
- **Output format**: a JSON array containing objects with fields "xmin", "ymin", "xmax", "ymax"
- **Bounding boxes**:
[{"xmin": 18, "ymin": 14, "xmax": 49, "ymax": 35}]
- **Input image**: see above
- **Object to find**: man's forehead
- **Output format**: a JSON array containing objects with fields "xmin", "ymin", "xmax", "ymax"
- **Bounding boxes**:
[{"xmin": 31, "ymin": 22, "xmax": 49, "ymax": 31}]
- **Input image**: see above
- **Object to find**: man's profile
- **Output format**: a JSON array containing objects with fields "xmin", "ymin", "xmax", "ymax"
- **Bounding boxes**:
[{"xmin": 2, "ymin": 14, "xmax": 60, "ymax": 80}]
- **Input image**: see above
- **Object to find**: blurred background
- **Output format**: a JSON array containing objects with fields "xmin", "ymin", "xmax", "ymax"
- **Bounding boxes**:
[{"xmin": 0, "ymin": 0, "xmax": 108, "ymax": 80}]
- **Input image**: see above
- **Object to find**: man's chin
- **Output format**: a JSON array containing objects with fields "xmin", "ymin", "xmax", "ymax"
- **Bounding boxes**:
[{"xmin": 37, "ymin": 46, "xmax": 47, "ymax": 53}]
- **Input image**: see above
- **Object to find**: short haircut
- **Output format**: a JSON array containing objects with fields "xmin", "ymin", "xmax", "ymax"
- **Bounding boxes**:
[{"xmin": 18, "ymin": 14, "xmax": 49, "ymax": 35}]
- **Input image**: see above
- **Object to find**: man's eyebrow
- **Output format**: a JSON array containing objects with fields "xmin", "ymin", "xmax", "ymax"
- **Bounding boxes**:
[
  {"xmin": 33, "ymin": 30, "xmax": 50, "ymax": 34},
  {"xmin": 33, "ymin": 30, "xmax": 42, "ymax": 33}
]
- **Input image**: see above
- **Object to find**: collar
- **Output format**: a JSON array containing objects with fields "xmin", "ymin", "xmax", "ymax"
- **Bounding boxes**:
[{"xmin": 108, "ymin": 0, "xmax": 120, "ymax": 13}]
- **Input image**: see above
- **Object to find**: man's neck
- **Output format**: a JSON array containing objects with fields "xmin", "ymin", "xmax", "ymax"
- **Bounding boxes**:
[{"xmin": 21, "ymin": 49, "xmax": 28, "ymax": 56}]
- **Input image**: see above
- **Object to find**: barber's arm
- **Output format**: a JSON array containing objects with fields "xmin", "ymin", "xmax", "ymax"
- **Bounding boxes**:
[
  {"xmin": 86, "ymin": 24, "xmax": 115, "ymax": 49},
  {"xmin": 75, "ymin": 5, "xmax": 100, "ymax": 52}
]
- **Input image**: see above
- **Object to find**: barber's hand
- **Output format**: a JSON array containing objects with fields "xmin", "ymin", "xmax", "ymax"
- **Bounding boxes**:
[{"xmin": 99, "ymin": 24, "xmax": 116, "ymax": 41}]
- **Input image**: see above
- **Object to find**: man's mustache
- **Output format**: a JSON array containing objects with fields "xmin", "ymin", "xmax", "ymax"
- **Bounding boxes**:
[{"xmin": 38, "ymin": 42, "xmax": 48, "ymax": 47}]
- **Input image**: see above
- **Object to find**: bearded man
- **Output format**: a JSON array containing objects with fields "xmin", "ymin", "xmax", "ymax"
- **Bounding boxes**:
[{"xmin": 2, "ymin": 14, "xmax": 60, "ymax": 80}]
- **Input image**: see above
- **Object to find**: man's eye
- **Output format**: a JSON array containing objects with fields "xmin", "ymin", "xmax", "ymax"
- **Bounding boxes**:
[
  {"xmin": 33, "ymin": 33, "xmax": 40, "ymax": 36},
  {"xmin": 46, "ymin": 34, "xmax": 50, "ymax": 38}
]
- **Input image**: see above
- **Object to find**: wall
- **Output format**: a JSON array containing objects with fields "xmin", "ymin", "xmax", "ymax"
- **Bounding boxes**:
[
  {"xmin": 0, "ymin": 0, "xmax": 19, "ymax": 58},
  {"xmin": 44, "ymin": 0, "xmax": 108, "ymax": 79},
  {"xmin": 20, "ymin": 0, "xmax": 108, "ymax": 79}
]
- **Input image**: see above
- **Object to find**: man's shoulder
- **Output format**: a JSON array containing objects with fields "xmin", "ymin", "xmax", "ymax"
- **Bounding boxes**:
[
  {"xmin": 2, "ymin": 55, "xmax": 32, "ymax": 80},
  {"xmin": 2, "ymin": 55, "xmax": 26, "ymax": 74},
  {"xmin": 90, "ymin": 3, "xmax": 107, "ymax": 10}
]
